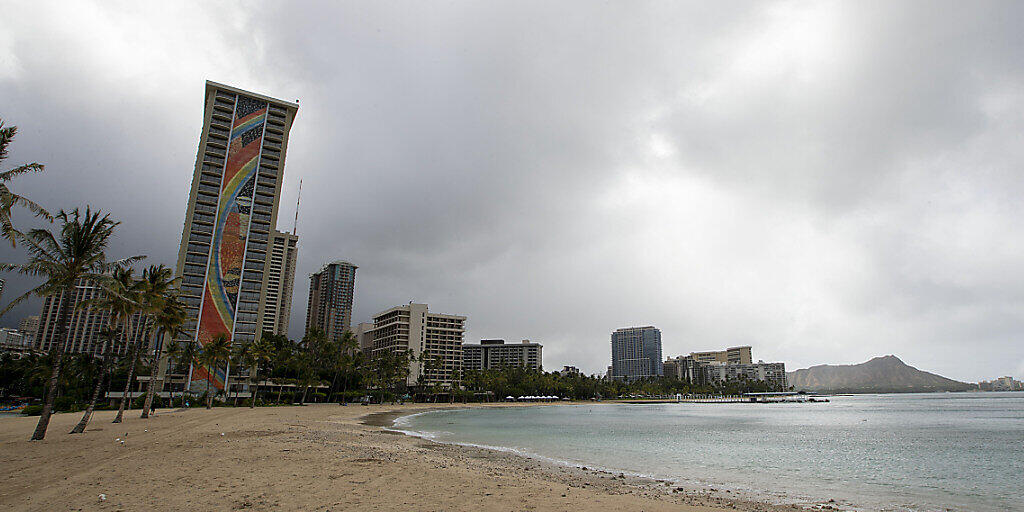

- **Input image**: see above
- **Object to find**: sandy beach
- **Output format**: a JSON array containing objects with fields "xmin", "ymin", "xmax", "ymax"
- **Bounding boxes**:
[{"xmin": 0, "ymin": 404, "xmax": 815, "ymax": 512}]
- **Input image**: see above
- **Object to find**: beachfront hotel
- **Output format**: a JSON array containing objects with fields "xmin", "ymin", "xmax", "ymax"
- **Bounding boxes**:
[
  {"xmin": 610, "ymin": 326, "xmax": 663, "ymax": 381},
  {"xmin": 690, "ymin": 346, "xmax": 752, "ymax": 365},
  {"xmin": 261, "ymin": 230, "xmax": 299, "ymax": 336},
  {"xmin": 463, "ymin": 339, "xmax": 543, "ymax": 371},
  {"xmin": 165, "ymin": 81, "xmax": 300, "ymax": 395},
  {"xmin": 664, "ymin": 347, "xmax": 787, "ymax": 389},
  {"xmin": 371, "ymin": 303, "xmax": 466, "ymax": 388},
  {"xmin": 34, "ymin": 278, "xmax": 147, "ymax": 358},
  {"xmin": 305, "ymin": 260, "xmax": 357, "ymax": 342}
]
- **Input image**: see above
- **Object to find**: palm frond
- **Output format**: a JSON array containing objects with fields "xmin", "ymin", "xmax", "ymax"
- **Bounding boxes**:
[{"xmin": 0, "ymin": 162, "xmax": 46, "ymax": 181}]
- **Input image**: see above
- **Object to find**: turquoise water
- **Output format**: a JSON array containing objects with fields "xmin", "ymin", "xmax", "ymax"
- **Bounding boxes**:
[{"xmin": 396, "ymin": 393, "xmax": 1024, "ymax": 511}]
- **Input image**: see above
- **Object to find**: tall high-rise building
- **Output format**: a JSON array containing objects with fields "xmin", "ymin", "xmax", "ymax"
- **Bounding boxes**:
[
  {"xmin": 372, "ymin": 303, "xmax": 465, "ymax": 388},
  {"xmin": 169, "ymin": 81, "xmax": 299, "ymax": 394},
  {"xmin": 610, "ymin": 326, "xmax": 662, "ymax": 381},
  {"xmin": 0, "ymin": 277, "xmax": 5, "ymax": 303},
  {"xmin": 305, "ymin": 261, "xmax": 357, "ymax": 341},
  {"xmin": 35, "ymin": 279, "xmax": 145, "ymax": 357},
  {"xmin": 261, "ymin": 229, "xmax": 298, "ymax": 336}
]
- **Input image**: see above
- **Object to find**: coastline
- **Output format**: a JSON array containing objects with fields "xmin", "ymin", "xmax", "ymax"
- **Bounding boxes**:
[
  {"xmin": 0, "ymin": 403, "xmax": 830, "ymax": 511},
  {"xmin": 378, "ymin": 404, "xmax": 844, "ymax": 512}
]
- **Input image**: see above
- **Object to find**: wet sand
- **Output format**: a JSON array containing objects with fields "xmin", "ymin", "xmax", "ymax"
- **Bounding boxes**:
[{"xmin": 0, "ymin": 403, "xmax": 823, "ymax": 511}]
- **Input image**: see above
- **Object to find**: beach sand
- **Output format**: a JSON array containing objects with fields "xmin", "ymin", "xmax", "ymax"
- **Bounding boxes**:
[{"xmin": 0, "ymin": 403, "xmax": 816, "ymax": 511}]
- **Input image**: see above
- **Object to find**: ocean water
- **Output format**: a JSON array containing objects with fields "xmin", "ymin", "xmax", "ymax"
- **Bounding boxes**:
[{"xmin": 395, "ymin": 393, "xmax": 1024, "ymax": 512}]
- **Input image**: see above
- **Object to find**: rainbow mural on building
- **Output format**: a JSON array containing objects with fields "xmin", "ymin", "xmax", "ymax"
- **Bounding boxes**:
[{"xmin": 190, "ymin": 94, "xmax": 268, "ymax": 393}]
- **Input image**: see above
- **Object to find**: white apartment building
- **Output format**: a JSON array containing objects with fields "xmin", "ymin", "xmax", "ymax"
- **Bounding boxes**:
[{"xmin": 463, "ymin": 339, "xmax": 543, "ymax": 371}]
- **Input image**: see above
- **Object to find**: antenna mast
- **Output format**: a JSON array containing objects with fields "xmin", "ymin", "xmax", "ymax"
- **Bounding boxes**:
[{"xmin": 293, "ymin": 178, "xmax": 302, "ymax": 235}]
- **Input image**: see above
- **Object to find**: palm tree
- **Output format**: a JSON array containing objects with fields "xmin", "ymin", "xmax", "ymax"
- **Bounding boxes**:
[
  {"xmin": 141, "ymin": 290, "xmax": 186, "ymax": 418},
  {"xmin": 70, "ymin": 266, "xmax": 137, "ymax": 434},
  {"xmin": 161, "ymin": 340, "xmax": 185, "ymax": 406},
  {"xmin": 246, "ymin": 337, "xmax": 276, "ymax": 408},
  {"xmin": 298, "ymin": 329, "xmax": 328, "ymax": 404},
  {"xmin": 199, "ymin": 333, "xmax": 231, "ymax": 409},
  {"xmin": 231, "ymin": 341, "xmax": 253, "ymax": 406},
  {"xmin": 0, "ymin": 207, "xmax": 139, "ymax": 440},
  {"xmin": 326, "ymin": 331, "xmax": 360, "ymax": 405},
  {"xmin": 0, "ymin": 118, "xmax": 51, "ymax": 246},
  {"xmin": 113, "ymin": 265, "xmax": 174, "ymax": 423}
]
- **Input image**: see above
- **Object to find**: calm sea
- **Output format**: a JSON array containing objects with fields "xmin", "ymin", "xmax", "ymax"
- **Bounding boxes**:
[{"xmin": 395, "ymin": 392, "xmax": 1024, "ymax": 512}]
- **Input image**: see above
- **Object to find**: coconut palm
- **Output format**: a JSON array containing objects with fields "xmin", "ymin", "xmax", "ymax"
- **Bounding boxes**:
[
  {"xmin": 246, "ymin": 337, "xmax": 276, "ymax": 408},
  {"xmin": 70, "ymin": 266, "xmax": 138, "ymax": 434},
  {"xmin": 70, "ymin": 266, "xmax": 137, "ymax": 434},
  {"xmin": 199, "ymin": 333, "xmax": 231, "ymax": 409},
  {"xmin": 112, "ymin": 265, "xmax": 174, "ymax": 423},
  {"xmin": 68, "ymin": 326, "xmax": 118, "ymax": 434},
  {"xmin": 141, "ymin": 290, "xmax": 186, "ymax": 418},
  {"xmin": 328, "ymin": 331, "xmax": 359, "ymax": 404},
  {"xmin": 0, "ymin": 118, "xmax": 52, "ymax": 246},
  {"xmin": 0, "ymin": 207, "xmax": 139, "ymax": 440},
  {"xmin": 230, "ymin": 341, "xmax": 253, "ymax": 406},
  {"xmin": 161, "ymin": 340, "xmax": 184, "ymax": 406},
  {"xmin": 298, "ymin": 329, "xmax": 329, "ymax": 404}
]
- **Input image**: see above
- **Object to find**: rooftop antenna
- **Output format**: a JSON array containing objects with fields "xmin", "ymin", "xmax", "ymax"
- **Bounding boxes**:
[{"xmin": 293, "ymin": 178, "xmax": 302, "ymax": 235}]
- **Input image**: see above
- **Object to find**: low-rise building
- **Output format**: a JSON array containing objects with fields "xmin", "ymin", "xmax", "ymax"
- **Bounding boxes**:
[
  {"xmin": 0, "ymin": 328, "xmax": 30, "ymax": 347},
  {"xmin": 353, "ymin": 322, "xmax": 375, "ymax": 353},
  {"xmin": 664, "ymin": 348, "xmax": 787, "ymax": 389},
  {"xmin": 980, "ymin": 376, "xmax": 1023, "ymax": 391},
  {"xmin": 702, "ymin": 361, "xmax": 787, "ymax": 388},
  {"xmin": 0, "ymin": 328, "xmax": 35, "ymax": 359},
  {"xmin": 463, "ymin": 339, "xmax": 543, "ymax": 371},
  {"xmin": 663, "ymin": 355, "xmax": 706, "ymax": 383},
  {"xmin": 690, "ymin": 346, "xmax": 752, "ymax": 365},
  {"xmin": 559, "ymin": 365, "xmax": 581, "ymax": 377}
]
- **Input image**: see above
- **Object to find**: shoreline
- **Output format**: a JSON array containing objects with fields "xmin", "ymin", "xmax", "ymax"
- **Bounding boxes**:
[
  {"xmin": 370, "ymin": 404, "xmax": 846, "ymax": 512},
  {"xmin": 0, "ymin": 403, "xmax": 838, "ymax": 511}
]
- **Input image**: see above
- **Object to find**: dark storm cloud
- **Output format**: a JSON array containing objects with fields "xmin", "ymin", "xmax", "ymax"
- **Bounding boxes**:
[{"xmin": 2, "ymin": 1, "xmax": 1023, "ymax": 380}]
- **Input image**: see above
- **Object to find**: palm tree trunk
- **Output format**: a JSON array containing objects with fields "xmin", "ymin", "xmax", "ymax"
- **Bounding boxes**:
[
  {"xmin": 31, "ymin": 286, "xmax": 73, "ymax": 441},
  {"xmin": 276, "ymin": 384, "xmax": 283, "ymax": 403},
  {"xmin": 249, "ymin": 366, "xmax": 259, "ymax": 408},
  {"xmin": 140, "ymin": 329, "xmax": 161, "ymax": 418},
  {"xmin": 330, "ymin": 369, "xmax": 340, "ymax": 403},
  {"xmin": 206, "ymin": 362, "xmax": 214, "ymax": 409},
  {"xmin": 113, "ymin": 337, "xmax": 141, "ymax": 423},
  {"xmin": 70, "ymin": 334, "xmax": 112, "ymax": 434}
]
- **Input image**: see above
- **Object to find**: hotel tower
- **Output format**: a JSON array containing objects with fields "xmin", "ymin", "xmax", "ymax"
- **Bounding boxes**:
[
  {"xmin": 168, "ymin": 81, "xmax": 299, "ymax": 394},
  {"xmin": 305, "ymin": 260, "xmax": 357, "ymax": 342}
]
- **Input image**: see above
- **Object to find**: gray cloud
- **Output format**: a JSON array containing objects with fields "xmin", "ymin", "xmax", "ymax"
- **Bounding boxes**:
[{"xmin": 2, "ymin": 1, "xmax": 1023, "ymax": 381}]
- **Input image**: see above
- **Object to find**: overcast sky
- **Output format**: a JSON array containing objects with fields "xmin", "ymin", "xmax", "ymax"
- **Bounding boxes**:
[{"xmin": 2, "ymin": 1, "xmax": 1022, "ymax": 381}]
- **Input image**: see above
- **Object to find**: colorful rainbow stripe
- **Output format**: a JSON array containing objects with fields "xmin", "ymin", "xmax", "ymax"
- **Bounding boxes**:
[{"xmin": 190, "ymin": 95, "xmax": 268, "ymax": 393}]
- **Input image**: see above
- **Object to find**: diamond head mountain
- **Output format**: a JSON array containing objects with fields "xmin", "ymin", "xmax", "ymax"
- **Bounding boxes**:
[{"xmin": 787, "ymin": 355, "xmax": 975, "ymax": 394}]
